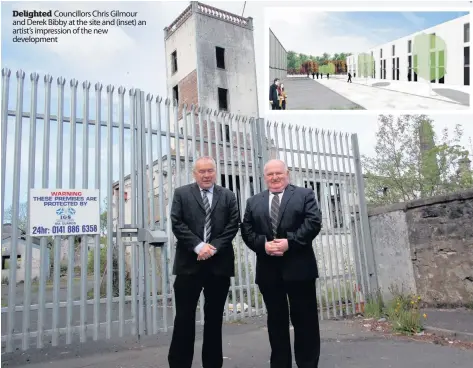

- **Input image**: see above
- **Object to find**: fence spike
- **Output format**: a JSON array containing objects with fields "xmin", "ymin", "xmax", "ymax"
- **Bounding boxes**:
[
  {"xmin": 156, "ymin": 96, "xmax": 163, "ymax": 103},
  {"xmin": 95, "ymin": 82, "xmax": 103, "ymax": 91},
  {"xmin": 30, "ymin": 72, "xmax": 39, "ymax": 82},
  {"xmin": 82, "ymin": 81, "xmax": 91, "ymax": 90},
  {"xmin": 70, "ymin": 79, "xmax": 78, "ymax": 88},
  {"xmin": 16, "ymin": 69, "xmax": 25, "ymax": 79},
  {"xmin": 1, "ymin": 68, "xmax": 11, "ymax": 77},
  {"xmin": 117, "ymin": 86, "xmax": 126, "ymax": 95}
]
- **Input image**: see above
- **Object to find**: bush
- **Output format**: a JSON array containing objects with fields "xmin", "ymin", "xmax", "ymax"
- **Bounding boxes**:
[
  {"xmin": 60, "ymin": 262, "xmax": 68, "ymax": 276},
  {"xmin": 87, "ymin": 247, "xmax": 107, "ymax": 276}
]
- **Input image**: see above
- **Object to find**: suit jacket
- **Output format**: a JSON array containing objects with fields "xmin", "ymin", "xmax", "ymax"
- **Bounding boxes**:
[
  {"xmin": 241, "ymin": 184, "xmax": 322, "ymax": 284},
  {"xmin": 269, "ymin": 83, "xmax": 279, "ymax": 105},
  {"xmin": 171, "ymin": 182, "xmax": 240, "ymax": 277}
]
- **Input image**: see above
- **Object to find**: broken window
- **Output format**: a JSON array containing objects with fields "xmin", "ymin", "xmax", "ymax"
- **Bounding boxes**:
[
  {"xmin": 218, "ymin": 88, "xmax": 228, "ymax": 111},
  {"xmin": 171, "ymin": 51, "xmax": 178, "ymax": 74},
  {"xmin": 216, "ymin": 46, "xmax": 225, "ymax": 69},
  {"xmin": 172, "ymin": 85, "xmax": 179, "ymax": 104},
  {"xmin": 221, "ymin": 124, "xmax": 230, "ymax": 142}
]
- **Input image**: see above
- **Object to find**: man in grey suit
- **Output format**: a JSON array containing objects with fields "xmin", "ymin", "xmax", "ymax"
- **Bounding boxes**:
[
  {"xmin": 168, "ymin": 156, "xmax": 240, "ymax": 368},
  {"xmin": 241, "ymin": 159, "xmax": 322, "ymax": 368}
]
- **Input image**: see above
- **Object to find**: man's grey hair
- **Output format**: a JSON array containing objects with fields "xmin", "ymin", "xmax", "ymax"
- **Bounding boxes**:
[
  {"xmin": 193, "ymin": 156, "xmax": 217, "ymax": 172},
  {"xmin": 263, "ymin": 159, "xmax": 288, "ymax": 173}
]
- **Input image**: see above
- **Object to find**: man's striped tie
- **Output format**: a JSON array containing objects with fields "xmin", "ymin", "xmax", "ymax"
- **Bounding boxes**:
[
  {"xmin": 202, "ymin": 189, "xmax": 211, "ymax": 243},
  {"xmin": 271, "ymin": 192, "xmax": 281, "ymax": 238}
]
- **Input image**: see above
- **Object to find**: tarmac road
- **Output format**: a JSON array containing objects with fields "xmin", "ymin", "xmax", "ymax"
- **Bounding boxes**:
[
  {"xmin": 277, "ymin": 78, "xmax": 365, "ymax": 110},
  {"xmin": 3, "ymin": 316, "xmax": 473, "ymax": 368}
]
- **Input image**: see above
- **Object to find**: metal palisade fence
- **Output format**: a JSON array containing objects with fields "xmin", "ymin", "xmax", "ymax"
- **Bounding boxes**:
[{"xmin": 0, "ymin": 68, "xmax": 377, "ymax": 353}]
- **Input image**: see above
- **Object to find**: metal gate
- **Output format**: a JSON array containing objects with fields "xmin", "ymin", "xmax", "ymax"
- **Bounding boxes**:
[{"xmin": 1, "ymin": 68, "xmax": 377, "ymax": 353}]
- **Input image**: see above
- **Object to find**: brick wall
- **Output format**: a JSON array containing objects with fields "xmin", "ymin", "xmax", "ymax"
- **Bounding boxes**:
[{"xmin": 177, "ymin": 70, "xmax": 198, "ymax": 120}]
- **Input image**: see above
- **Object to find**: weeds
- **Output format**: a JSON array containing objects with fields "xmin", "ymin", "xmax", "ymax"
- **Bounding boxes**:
[
  {"xmin": 363, "ymin": 290, "xmax": 383, "ymax": 319},
  {"xmin": 363, "ymin": 286, "xmax": 427, "ymax": 335}
]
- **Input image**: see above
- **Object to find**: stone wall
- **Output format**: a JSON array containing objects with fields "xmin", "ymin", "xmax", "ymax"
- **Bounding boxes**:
[{"xmin": 367, "ymin": 189, "xmax": 473, "ymax": 307}]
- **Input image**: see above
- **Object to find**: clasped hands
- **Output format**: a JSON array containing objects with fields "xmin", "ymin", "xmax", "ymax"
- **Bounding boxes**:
[
  {"xmin": 265, "ymin": 238, "xmax": 289, "ymax": 256},
  {"xmin": 197, "ymin": 243, "xmax": 216, "ymax": 261}
]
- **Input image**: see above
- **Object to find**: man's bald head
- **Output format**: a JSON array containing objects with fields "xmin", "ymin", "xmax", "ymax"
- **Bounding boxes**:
[{"xmin": 264, "ymin": 159, "xmax": 290, "ymax": 192}]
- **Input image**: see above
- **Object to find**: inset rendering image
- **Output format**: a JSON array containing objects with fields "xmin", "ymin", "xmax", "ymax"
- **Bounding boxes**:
[{"xmin": 268, "ymin": 9, "xmax": 471, "ymax": 110}]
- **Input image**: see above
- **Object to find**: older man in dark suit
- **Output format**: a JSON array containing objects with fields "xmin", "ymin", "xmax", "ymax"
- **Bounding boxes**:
[
  {"xmin": 241, "ymin": 159, "xmax": 322, "ymax": 368},
  {"xmin": 168, "ymin": 156, "xmax": 240, "ymax": 368}
]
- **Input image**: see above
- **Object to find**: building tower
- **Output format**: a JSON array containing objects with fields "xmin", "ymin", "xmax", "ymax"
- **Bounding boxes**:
[{"xmin": 164, "ymin": 2, "xmax": 259, "ymax": 120}]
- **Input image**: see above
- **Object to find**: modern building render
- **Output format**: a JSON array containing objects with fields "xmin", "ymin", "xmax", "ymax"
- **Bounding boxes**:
[
  {"xmin": 347, "ymin": 14, "xmax": 470, "ymax": 86},
  {"xmin": 269, "ymin": 28, "xmax": 287, "ymax": 82}
]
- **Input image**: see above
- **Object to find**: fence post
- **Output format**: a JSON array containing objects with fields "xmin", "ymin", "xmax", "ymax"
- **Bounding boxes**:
[
  {"xmin": 351, "ymin": 134, "xmax": 378, "ymax": 296},
  {"xmin": 253, "ymin": 117, "xmax": 268, "ymax": 191}
]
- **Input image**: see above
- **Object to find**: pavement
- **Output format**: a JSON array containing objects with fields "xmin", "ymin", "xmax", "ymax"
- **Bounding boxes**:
[
  {"xmin": 422, "ymin": 308, "xmax": 473, "ymax": 341},
  {"xmin": 282, "ymin": 75, "xmax": 470, "ymax": 110},
  {"xmin": 280, "ymin": 78, "xmax": 364, "ymax": 110},
  {"xmin": 3, "ymin": 311, "xmax": 473, "ymax": 368}
]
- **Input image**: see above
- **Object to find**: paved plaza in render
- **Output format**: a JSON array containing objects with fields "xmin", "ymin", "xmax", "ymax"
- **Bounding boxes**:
[{"xmin": 279, "ymin": 76, "xmax": 470, "ymax": 110}]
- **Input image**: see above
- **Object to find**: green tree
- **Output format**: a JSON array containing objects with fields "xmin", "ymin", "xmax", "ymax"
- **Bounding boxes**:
[
  {"xmin": 287, "ymin": 51, "xmax": 298, "ymax": 70},
  {"xmin": 357, "ymin": 53, "xmax": 374, "ymax": 82},
  {"xmin": 413, "ymin": 33, "xmax": 447, "ymax": 93},
  {"xmin": 363, "ymin": 115, "xmax": 472, "ymax": 206},
  {"xmin": 99, "ymin": 197, "xmax": 108, "ymax": 236},
  {"xmin": 327, "ymin": 62, "xmax": 335, "ymax": 74},
  {"xmin": 3, "ymin": 202, "xmax": 28, "ymax": 231}
]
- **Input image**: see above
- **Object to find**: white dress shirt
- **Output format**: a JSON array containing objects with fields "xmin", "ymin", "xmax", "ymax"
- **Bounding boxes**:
[{"xmin": 194, "ymin": 185, "xmax": 215, "ymax": 254}]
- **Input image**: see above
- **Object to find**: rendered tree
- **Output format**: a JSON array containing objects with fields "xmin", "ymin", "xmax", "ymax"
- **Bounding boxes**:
[
  {"xmin": 287, "ymin": 51, "xmax": 298, "ymax": 70},
  {"xmin": 412, "ymin": 33, "xmax": 447, "ymax": 95},
  {"xmin": 363, "ymin": 114, "xmax": 472, "ymax": 206},
  {"xmin": 287, "ymin": 51, "xmax": 352, "ymax": 75},
  {"xmin": 357, "ymin": 53, "xmax": 374, "ymax": 83},
  {"xmin": 327, "ymin": 62, "xmax": 336, "ymax": 75}
]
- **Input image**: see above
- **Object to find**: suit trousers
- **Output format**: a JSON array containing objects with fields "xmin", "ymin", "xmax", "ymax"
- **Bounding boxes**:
[
  {"xmin": 168, "ymin": 271, "xmax": 230, "ymax": 368},
  {"xmin": 259, "ymin": 278, "xmax": 320, "ymax": 368}
]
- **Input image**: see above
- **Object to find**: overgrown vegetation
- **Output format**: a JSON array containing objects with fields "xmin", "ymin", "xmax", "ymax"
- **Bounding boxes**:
[
  {"xmin": 363, "ymin": 115, "xmax": 472, "ymax": 206},
  {"xmin": 363, "ymin": 286, "xmax": 427, "ymax": 335}
]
